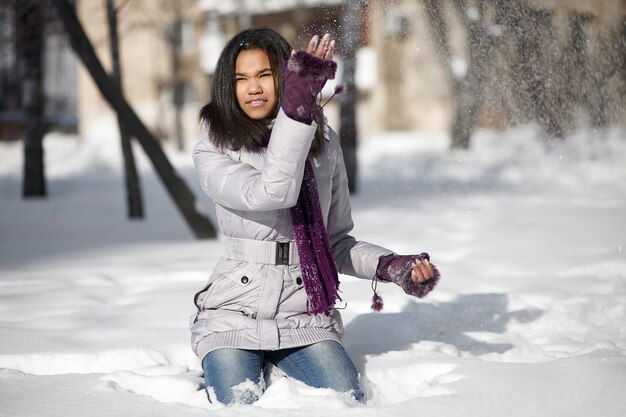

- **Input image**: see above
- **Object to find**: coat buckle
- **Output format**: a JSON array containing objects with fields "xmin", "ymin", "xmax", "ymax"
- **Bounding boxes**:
[{"xmin": 275, "ymin": 242, "xmax": 290, "ymax": 265}]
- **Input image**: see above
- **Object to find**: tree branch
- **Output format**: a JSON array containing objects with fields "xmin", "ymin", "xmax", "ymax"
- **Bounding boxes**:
[{"xmin": 50, "ymin": 0, "xmax": 217, "ymax": 238}]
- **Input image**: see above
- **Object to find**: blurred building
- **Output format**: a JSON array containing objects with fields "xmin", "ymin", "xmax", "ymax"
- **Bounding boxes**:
[
  {"xmin": 76, "ymin": 0, "xmax": 207, "ymax": 144},
  {"xmin": 2, "ymin": 0, "xmax": 624, "ymax": 143},
  {"xmin": 370, "ymin": 0, "xmax": 626, "ymax": 133},
  {"xmin": 75, "ymin": 0, "xmax": 350, "ymax": 144},
  {"xmin": 74, "ymin": 0, "xmax": 626, "ymax": 144}
]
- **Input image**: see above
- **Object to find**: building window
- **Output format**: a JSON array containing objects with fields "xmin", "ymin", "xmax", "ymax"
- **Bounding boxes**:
[{"xmin": 181, "ymin": 20, "xmax": 196, "ymax": 52}]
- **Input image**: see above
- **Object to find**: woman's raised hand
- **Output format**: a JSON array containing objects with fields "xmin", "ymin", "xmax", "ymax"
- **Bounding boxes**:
[
  {"xmin": 282, "ymin": 33, "xmax": 338, "ymax": 124},
  {"xmin": 304, "ymin": 33, "xmax": 335, "ymax": 61}
]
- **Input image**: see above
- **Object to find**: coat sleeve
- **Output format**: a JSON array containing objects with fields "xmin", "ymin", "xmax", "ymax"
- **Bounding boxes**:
[
  {"xmin": 326, "ymin": 132, "xmax": 393, "ymax": 280},
  {"xmin": 193, "ymin": 109, "xmax": 317, "ymax": 211}
]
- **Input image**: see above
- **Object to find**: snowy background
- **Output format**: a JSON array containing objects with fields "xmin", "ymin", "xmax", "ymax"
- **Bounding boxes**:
[{"xmin": 1, "ymin": 125, "xmax": 625, "ymax": 416}]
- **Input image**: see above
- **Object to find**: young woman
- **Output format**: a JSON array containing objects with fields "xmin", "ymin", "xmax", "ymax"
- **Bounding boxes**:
[{"xmin": 191, "ymin": 27, "xmax": 440, "ymax": 406}]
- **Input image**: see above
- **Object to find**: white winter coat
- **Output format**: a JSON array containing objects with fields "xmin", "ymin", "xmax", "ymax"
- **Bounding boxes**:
[{"xmin": 190, "ymin": 109, "xmax": 391, "ymax": 361}]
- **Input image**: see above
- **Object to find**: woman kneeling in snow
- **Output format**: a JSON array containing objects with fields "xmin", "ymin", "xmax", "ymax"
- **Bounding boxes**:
[{"xmin": 190, "ymin": 27, "xmax": 440, "ymax": 405}]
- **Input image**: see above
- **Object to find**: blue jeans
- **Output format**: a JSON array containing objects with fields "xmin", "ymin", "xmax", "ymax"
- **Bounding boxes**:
[{"xmin": 202, "ymin": 340, "xmax": 363, "ymax": 405}]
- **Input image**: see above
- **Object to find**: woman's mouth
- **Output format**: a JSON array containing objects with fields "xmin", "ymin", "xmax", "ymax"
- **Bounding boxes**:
[{"xmin": 246, "ymin": 98, "xmax": 267, "ymax": 107}]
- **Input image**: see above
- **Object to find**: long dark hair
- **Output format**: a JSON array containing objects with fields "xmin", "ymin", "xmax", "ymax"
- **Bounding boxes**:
[{"xmin": 199, "ymin": 27, "xmax": 325, "ymax": 154}]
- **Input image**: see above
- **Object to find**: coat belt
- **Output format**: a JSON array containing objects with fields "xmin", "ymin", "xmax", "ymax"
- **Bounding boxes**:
[{"xmin": 224, "ymin": 236, "xmax": 300, "ymax": 266}]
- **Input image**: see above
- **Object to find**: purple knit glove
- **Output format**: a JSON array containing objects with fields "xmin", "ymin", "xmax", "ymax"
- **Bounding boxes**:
[
  {"xmin": 281, "ymin": 50, "xmax": 337, "ymax": 124},
  {"xmin": 376, "ymin": 253, "xmax": 440, "ymax": 299}
]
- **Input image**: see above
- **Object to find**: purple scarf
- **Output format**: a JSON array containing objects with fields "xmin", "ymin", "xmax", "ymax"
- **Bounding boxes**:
[{"xmin": 264, "ymin": 131, "xmax": 340, "ymax": 315}]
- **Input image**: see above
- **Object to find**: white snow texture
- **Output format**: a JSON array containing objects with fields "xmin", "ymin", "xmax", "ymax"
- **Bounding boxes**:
[{"xmin": 1, "ymin": 124, "xmax": 625, "ymax": 417}]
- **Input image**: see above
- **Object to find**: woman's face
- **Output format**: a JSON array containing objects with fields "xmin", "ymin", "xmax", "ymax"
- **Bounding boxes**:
[{"xmin": 234, "ymin": 49, "xmax": 277, "ymax": 120}]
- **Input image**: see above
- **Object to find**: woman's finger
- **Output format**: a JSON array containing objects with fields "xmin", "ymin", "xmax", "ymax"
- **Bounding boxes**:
[
  {"xmin": 324, "ymin": 39, "xmax": 335, "ymax": 60},
  {"xmin": 417, "ymin": 259, "xmax": 433, "ymax": 279},
  {"xmin": 424, "ymin": 260, "xmax": 435, "ymax": 278},
  {"xmin": 416, "ymin": 260, "xmax": 435, "ymax": 283},
  {"xmin": 423, "ymin": 259, "xmax": 434, "ymax": 279},
  {"xmin": 315, "ymin": 33, "xmax": 330, "ymax": 58},
  {"xmin": 306, "ymin": 35, "xmax": 319, "ymax": 55},
  {"xmin": 412, "ymin": 264, "xmax": 426, "ymax": 284}
]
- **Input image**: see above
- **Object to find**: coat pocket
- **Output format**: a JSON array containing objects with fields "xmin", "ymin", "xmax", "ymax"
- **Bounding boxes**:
[
  {"xmin": 193, "ymin": 276, "xmax": 222, "ymax": 313},
  {"xmin": 202, "ymin": 258, "xmax": 266, "ymax": 315}
]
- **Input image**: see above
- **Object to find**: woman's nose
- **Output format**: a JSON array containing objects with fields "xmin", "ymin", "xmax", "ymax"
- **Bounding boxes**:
[{"xmin": 247, "ymin": 79, "xmax": 262, "ymax": 94}]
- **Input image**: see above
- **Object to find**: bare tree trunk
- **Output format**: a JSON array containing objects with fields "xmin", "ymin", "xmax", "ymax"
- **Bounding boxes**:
[
  {"xmin": 339, "ymin": 0, "xmax": 360, "ymax": 193},
  {"xmin": 423, "ymin": 0, "xmax": 456, "ymax": 91},
  {"xmin": 423, "ymin": 0, "xmax": 494, "ymax": 150},
  {"xmin": 622, "ymin": 18, "xmax": 626, "ymax": 84},
  {"xmin": 530, "ymin": 10, "xmax": 565, "ymax": 139},
  {"xmin": 621, "ymin": 18, "xmax": 626, "ymax": 120},
  {"xmin": 17, "ymin": 0, "xmax": 47, "ymax": 197},
  {"xmin": 170, "ymin": 3, "xmax": 185, "ymax": 151},
  {"xmin": 106, "ymin": 0, "xmax": 144, "ymax": 219},
  {"xmin": 501, "ymin": 0, "xmax": 536, "ymax": 121},
  {"xmin": 505, "ymin": 2, "xmax": 565, "ymax": 139},
  {"xmin": 584, "ymin": 16, "xmax": 617, "ymax": 130},
  {"xmin": 51, "ymin": 0, "xmax": 217, "ymax": 239},
  {"xmin": 455, "ymin": 1, "xmax": 495, "ymax": 149}
]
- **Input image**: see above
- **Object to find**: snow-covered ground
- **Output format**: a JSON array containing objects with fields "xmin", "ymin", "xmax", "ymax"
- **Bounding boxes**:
[{"xmin": 1, "ymin": 125, "xmax": 625, "ymax": 417}]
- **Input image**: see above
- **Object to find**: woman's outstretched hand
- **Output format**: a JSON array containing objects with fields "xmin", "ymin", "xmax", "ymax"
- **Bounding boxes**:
[{"xmin": 375, "ymin": 253, "xmax": 440, "ymax": 299}]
